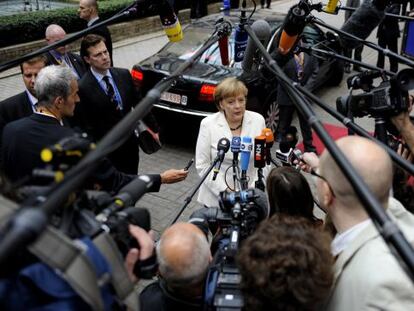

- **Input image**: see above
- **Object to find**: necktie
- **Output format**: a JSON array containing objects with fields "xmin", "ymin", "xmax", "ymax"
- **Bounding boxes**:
[{"xmin": 102, "ymin": 76, "xmax": 120, "ymax": 109}]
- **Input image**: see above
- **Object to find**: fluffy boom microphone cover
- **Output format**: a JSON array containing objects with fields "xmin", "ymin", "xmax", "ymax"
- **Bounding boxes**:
[{"xmin": 340, "ymin": 0, "xmax": 385, "ymax": 49}]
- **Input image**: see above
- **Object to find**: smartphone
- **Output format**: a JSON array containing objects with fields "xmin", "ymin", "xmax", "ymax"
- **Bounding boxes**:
[{"xmin": 184, "ymin": 158, "xmax": 194, "ymax": 171}]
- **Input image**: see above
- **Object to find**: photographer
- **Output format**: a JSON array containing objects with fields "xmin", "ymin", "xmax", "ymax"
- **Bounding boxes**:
[
  {"xmin": 237, "ymin": 214, "xmax": 333, "ymax": 311},
  {"xmin": 140, "ymin": 223, "xmax": 212, "ymax": 311},
  {"xmin": 0, "ymin": 224, "xmax": 155, "ymax": 310}
]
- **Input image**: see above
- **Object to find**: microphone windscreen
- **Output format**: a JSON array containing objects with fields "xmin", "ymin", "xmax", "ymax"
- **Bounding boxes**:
[
  {"xmin": 242, "ymin": 20, "xmax": 271, "ymax": 72},
  {"xmin": 279, "ymin": 141, "xmax": 291, "ymax": 153},
  {"xmin": 340, "ymin": 0, "xmax": 385, "ymax": 49},
  {"xmin": 240, "ymin": 136, "xmax": 252, "ymax": 171},
  {"xmin": 118, "ymin": 175, "xmax": 154, "ymax": 206},
  {"xmin": 254, "ymin": 136, "xmax": 266, "ymax": 168},
  {"xmin": 252, "ymin": 188, "xmax": 269, "ymax": 221},
  {"xmin": 231, "ymin": 136, "xmax": 241, "ymax": 153}
]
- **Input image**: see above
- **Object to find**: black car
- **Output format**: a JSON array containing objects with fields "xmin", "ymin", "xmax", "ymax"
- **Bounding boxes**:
[{"xmin": 131, "ymin": 10, "xmax": 344, "ymax": 133}]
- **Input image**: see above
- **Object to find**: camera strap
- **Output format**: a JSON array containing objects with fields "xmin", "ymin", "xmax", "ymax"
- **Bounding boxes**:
[{"xmin": 0, "ymin": 196, "xmax": 139, "ymax": 311}]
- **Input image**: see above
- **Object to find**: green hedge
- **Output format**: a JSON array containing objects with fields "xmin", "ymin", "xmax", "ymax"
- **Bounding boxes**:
[{"xmin": 0, "ymin": 0, "xmax": 221, "ymax": 48}]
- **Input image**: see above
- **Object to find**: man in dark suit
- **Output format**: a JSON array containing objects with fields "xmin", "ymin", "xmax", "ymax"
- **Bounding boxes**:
[
  {"xmin": 75, "ymin": 34, "xmax": 159, "ymax": 174},
  {"xmin": 276, "ymin": 50, "xmax": 318, "ymax": 153},
  {"xmin": 2, "ymin": 65, "xmax": 186, "ymax": 189},
  {"xmin": 0, "ymin": 55, "xmax": 47, "ymax": 155},
  {"xmin": 45, "ymin": 24, "xmax": 87, "ymax": 79},
  {"xmin": 78, "ymin": 0, "xmax": 113, "ymax": 65}
]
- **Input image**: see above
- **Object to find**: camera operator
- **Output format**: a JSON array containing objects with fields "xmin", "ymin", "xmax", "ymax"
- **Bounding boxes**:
[
  {"xmin": 140, "ymin": 222, "xmax": 212, "ymax": 311},
  {"xmin": 0, "ymin": 223, "xmax": 155, "ymax": 310},
  {"xmin": 299, "ymin": 136, "xmax": 414, "ymax": 310},
  {"xmin": 237, "ymin": 214, "xmax": 333, "ymax": 311},
  {"xmin": 391, "ymin": 94, "xmax": 414, "ymax": 155},
  {"xmin": 1, "ymin": 65, "xmax": 187, "ymax": 191}
]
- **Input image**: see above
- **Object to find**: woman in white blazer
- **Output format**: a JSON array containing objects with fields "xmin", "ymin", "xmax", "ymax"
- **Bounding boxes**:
[{"xmin": 195, "ymin": 77, "xmax": 270, "ymax": 208}]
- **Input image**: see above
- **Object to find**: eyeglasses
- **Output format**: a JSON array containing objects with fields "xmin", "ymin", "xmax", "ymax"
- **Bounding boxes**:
[{"xmin": 310, "ymin": 169, "xmax": 336, "ymax": 198}]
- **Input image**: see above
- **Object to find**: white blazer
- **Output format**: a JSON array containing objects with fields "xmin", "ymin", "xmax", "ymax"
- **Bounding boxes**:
[{"xmin": 195, "ymin": 110, "xmax": 271, "ymax": 207}]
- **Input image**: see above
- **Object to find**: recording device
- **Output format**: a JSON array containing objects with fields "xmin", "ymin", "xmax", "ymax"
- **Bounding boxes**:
[
  {"xmin": 242, "ymin": 20, "xmax": 271, "ymax": 73},
  {"xmin": 336, "ymin": 69, "xmax": 414, "ymax": 119},
  {"xmin": 189, "ymin": 188, "xmax": 268, "ymax": 311},
  {"xmin": 213, "ymin": 138, "xmax": 231, "ymax": 181},
  {"xmin": 261, "ymin": 128, "xmax": 274, "ymax": 165},
  {"xmin": 40, "ymin": 133, "xmax": 95, "ymax": 167},
  {"xmin": 340, "ymin": 0, "xmax": 386, "ymax": 49},
  {"xmin": 254, "ymin": 136, "xmax": 266, "ymax": 168},
  {"xmin": 96, "ymin": 175, "xmax": 155, "ymax": 222},
  {"xmin": 234, "ymin": 0, "xmax": 248, "ymax": 62},
  {"xmin": 216, "ymin": 18, "xmax": 232, "ymax": 66},
  {"xmin": 184, "ymin": 158, "xmax": 194, "ymax": 171},
  {"xmin": 278, "ymin": 0, "xmax": 309, "ymax": 55},
  {"xmin": 158, "ymin": 0, "xmax": 183, "ymax": 42},
  {"xmin": 240, "ymin": 136, "xmax": 252, "ymax": 189}
]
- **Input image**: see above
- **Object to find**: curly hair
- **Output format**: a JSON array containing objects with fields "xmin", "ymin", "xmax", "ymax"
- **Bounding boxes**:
[{"xmin": 237, "ymin": 215, "xmax": 333, "ymax": 311}]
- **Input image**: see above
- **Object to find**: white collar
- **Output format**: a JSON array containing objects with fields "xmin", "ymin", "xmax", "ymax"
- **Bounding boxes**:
[
  {"xmin": 331, "ymin": 219, "xmax": 371, "ymax": 256},
  {"xmin": 90, "ymin": 66, "xmax": 111, "ymax": 82},
  {"xmin": 87, "ymin": 16, "xmax": 100, "ymax": 27},
  {"xmin": 25, "ymin": 89, "xmax": 38, "ymax": 107}
]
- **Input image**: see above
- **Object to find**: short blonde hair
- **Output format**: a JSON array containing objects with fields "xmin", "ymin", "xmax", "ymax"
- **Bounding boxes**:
[{"xmin": 214, "ymin": 77, "xmax": 248, "ymax": 110}]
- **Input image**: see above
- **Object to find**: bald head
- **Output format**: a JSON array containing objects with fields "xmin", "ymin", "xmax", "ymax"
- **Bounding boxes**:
[
  {"xmin": 157, "ymin": 223, "xmax": 211, "ymax": 289},
  {"xmin": 45, "ymin": 24, "xmax": 67, "ymax": 54},
  {"xmin": 320, "ymin": 136, "xmax": 393, "ymax": 207}
]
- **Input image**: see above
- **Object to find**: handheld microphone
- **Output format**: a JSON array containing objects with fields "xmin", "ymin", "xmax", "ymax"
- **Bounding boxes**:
[
  {"xmin": 216, "ymin": 18, "xmax": 232, "ymax": 66},
  {"xmin": 234, "ymin": 0, "xmax": 248, "ymax": 62},
  {"xmin": 40, "ymin": 133, "xmax": 96, "ymax": 165},
  {"xmin": 262, "ymin": 128, "xmax": 274, "ymax": 165},
  {"xmin": 340, "ymin": 0, "xmax": 386, "ymax": 49},
  {"xmin": 278, "ymin": 3, "xmax": 309, "ymax": 55},
  {"xmin": 212, "ymin": 138, "xmax": 231, "ymax": 181},
  {"xmin": 240, "ymin": 136, "xmax": 253, "ymax": 186},
  {"xmin": 254, "ymin": 136, "xmax": 266, "ymax": 168},
  {"xmin": 323, "ymin": 0, "xmax": 340, "ymax": 14},
  {"xmin": 158, "ymin": 0, "xmax": 183, "ymax": 42},
  {"xmin": 96, "ymin": 175, "xmax": 155, "ymax": 222},
  {"xmin": 242, "ymin": 20, "xmax": 272, "ymax": 73}
]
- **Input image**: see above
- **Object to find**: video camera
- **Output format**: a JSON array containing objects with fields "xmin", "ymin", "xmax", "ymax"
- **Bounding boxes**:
[
  {"xmin": 336, "ymin": 69, "xmax": 414, "ymax": 119},
  {"xmin": 190, "ymin": 188, "xmax": 268, "ymax": 310}
]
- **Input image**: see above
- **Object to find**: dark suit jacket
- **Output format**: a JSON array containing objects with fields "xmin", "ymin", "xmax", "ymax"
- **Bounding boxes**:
[
  {"xmin": 0, "ymin": 91, "xmax": 34, "ymax": 153},
  {"xmin": 377, "ymin": 3, "xmax": 401, "ymax": 40},
  {"xmin": 89, "ymin": 18, "xmax": 113, "ymax": 65},
  {"xmin": 45, "ymin": 51, "xmax": 87, "ymax": 78},
  {"xmin": 277, "ymin": 52, "xmax": 318, "ymax": 106},
  {"xmin": 2, "ymin": 113, "xmax": 161, "ymax": 193},
  {"xmin": 72, "ymin": 67, "xmax": 158, "ymax": 174}
]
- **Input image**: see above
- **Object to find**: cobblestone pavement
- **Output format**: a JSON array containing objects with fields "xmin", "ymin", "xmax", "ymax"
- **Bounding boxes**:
[{"xmin": 0, "ymin": 0, "xmax": 406, "ymax": 238}]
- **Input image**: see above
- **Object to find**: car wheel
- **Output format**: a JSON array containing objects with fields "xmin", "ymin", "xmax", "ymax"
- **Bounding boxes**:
[{"xmin": 262, "ymin": 90, "xmax": 279, "ymax": 133}]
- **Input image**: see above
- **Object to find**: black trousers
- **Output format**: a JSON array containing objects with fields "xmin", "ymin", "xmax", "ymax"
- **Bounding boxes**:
[
  {"xmin": 344, "ymin": 44, "xmax": 363, "ymax": 67},
  {"xmin": 377, "ymin": 35, "xmax": 399, "ymax": 73},
  {"xmin": 260, "ymin": 0, "xmax": 271, "ymax": 7},
  {"xmin": 277, "ymin": 105, "xmax": 316, "ymax": 152}
]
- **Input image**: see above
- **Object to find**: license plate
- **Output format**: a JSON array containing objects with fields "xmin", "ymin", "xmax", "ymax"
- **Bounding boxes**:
[{"xmin": 161, "ymin": 91, "xmax": 187, "ymax": 106}]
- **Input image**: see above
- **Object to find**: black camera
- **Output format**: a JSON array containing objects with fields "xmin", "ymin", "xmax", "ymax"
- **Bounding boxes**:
[
  {"xmin": 190, "ymin": 188, "xmax": 268, "ymax": 311},
  {"xmin": 336, "ymin": 69, "xmax": 414, "ymax": 119}
]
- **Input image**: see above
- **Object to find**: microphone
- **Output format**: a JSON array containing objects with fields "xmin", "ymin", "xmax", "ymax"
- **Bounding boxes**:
[
  {"xmin": 278, "ymin": 2, "xmax": 309, "ymax": 55},
  {"xmin": 40, "ymin": 133, "xmax": 95, "ymax": 165},
  {"xmin": 158, "ymin": 0, "xmax": 183, "ymax": 42},
  {"xmin": 212, "ymin": 138, "xmax": 231, "ymax": 181},
  {"xmin": 234, "ymin": 0, "xmax": 249, "ymax": 62},
  {"xmin": 216, "ymin": 18, "xmax": 232, "ymax": 66},
  {"xmin": 323, "ymin": 0, "xmax": 340, "ymax": 14},
  {"xmin": 261, "ymin": 128, "xmax": 274, "ymax": 165},
  {"xmin": 340, "ymin": 0, "xmax": 386, "ymax": 49},
  {"xmin": 276, "ymin": 142, "xmax": 303, "ymax": 166},
  {"xmin": 231, "ymin": 136, "xmax": 241, "ymax": 161},
  {"xmin": 240, "ymin": 136, "xmax": 253, "ymax": 188},
  {"xmin": 254, "ymin": 136, "xmax": 266, "ymax": 168},
  {"xmin": 96, "ymin": 175, "xmax": 155, "ymax": 222},
  {"xmin": 242, "ymin": 20, "xmax": 272, "ymax": 73}
]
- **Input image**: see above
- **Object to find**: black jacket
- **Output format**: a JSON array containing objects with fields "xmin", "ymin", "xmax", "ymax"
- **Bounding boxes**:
[
  {"xmin": 45, "ymin": 51, "xmax": 87, "ymax": 78},
  {"xmin": 140, "ymin": 280, "xmax": 204, "ymax": 311}
]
